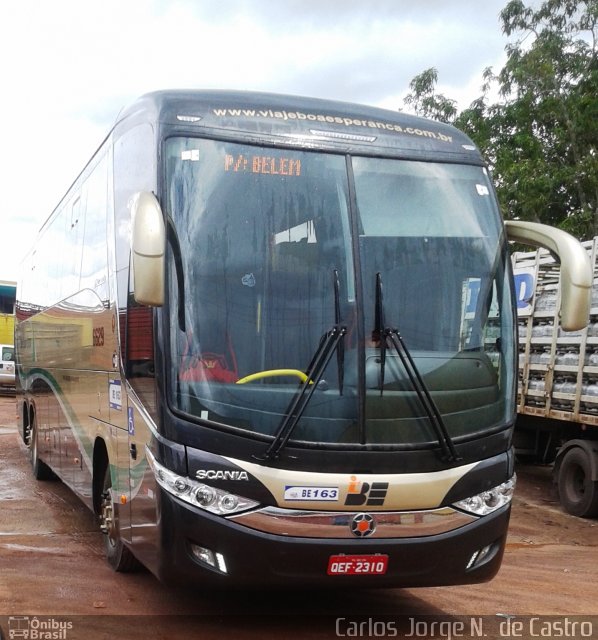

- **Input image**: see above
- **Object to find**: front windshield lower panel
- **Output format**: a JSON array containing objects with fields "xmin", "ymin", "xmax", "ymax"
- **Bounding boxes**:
[{"xmin": 164, "ymin": 137, "xmax": 516, "ymax": 449}]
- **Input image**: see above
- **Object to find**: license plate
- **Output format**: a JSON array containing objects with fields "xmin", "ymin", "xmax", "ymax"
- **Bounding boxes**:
[{"xmin": 327, "ymin": 554, "xmax": 388, "ymax": 576}]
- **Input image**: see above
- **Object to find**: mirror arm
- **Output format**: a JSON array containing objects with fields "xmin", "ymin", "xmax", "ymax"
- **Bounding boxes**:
[{"xmin": 505, "ymin": 220, "xmax": 592, "ymax": 331}]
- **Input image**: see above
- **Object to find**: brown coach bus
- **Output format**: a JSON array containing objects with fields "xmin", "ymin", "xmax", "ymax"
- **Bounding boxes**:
[{"xmin": 15, "ymin": 90, "xmax": 591, "ymax": 587}]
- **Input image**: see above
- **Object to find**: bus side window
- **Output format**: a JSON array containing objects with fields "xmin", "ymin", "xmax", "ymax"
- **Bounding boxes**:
[
  {"xmin": 127, "ymin": 298, "xmax": 155, "ymax": 378},
  {"xmin": 125, "ymin": 290, "xmax": 157, "ymax": 414}
]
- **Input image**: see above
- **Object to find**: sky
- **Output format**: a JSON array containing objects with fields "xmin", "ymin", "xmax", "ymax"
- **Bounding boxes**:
[{"xmin": 0, "ymin": 0, "xmax": 514, "ymax": 284}]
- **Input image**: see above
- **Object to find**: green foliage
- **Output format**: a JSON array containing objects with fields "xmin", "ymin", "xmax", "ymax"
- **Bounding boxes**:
[
  {"xmin": 404, "ymin": 68, "xmax": 458, "ymax": 124},
  {"xmin": 405, "ymin": 0, "xmax": 598, "ymax": 239}
]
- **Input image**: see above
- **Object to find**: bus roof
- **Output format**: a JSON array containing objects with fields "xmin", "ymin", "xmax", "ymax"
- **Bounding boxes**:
[{"xmin": 116, "ymin": 90, "xmax": 483, "ymax": 164}]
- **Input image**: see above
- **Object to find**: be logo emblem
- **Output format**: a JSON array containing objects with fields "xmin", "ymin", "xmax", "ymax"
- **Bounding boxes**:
[
  {"xmin": 345, "ymin": 476, "xmax": 389, "ymax": 506},
  {"xmin": 351, "ymin": 513, "xmax": 376, "ymax": 537}
]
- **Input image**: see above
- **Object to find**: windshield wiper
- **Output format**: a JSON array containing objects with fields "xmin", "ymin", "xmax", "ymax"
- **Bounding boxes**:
[
  {"xmin": 255, "ymin": 270, "xmax": 346, "ymax": 461},
  {"xmin": 373, "ymin": 273, "xmax": 461, "ymax": 463}
]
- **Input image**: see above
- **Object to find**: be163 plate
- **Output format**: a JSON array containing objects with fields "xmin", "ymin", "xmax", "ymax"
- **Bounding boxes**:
[{"xmin": 327, "ymin": 554, "xmax": 388, "ymax": 576}]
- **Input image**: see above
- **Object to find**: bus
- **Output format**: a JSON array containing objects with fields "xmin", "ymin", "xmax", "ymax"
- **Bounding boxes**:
[{"xmin": 15, "ymin": 90, "xmax": 591, "ymax": 587}]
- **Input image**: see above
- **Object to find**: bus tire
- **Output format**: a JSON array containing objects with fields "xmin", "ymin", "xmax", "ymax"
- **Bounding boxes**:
[
  {"xmin": 99, "ymin": 465, "xmax": 140, "ymax": 572},
  {"xmin": 30, "ymin": 416, "xmax": 54, "ymax": 481},
  {"xmin": 557, "ymin": 447, "xmax": 598, "ymax": 518}
]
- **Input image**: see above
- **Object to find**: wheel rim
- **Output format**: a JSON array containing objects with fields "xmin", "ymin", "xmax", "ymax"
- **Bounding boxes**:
[
  {"xmin": 100, "ymin": 477, "xmax": 117, "ymax": 545},
  {"xmin": 570, "ymin": 466, "xmax": 586, "ymax": 499},
  {"xmin": 565, "ymin": 463, "xmax": 586, "ymax": 505}
]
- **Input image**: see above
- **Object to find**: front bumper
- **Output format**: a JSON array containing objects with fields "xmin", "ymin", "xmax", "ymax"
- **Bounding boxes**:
[{"xmin": 154, "ymin": 487, "xmax": 510, "ymax": 588}]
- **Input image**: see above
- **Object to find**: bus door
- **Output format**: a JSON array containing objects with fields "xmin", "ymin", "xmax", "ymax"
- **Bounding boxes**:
[{"xmin": 94, "ymin": 302, "xmax": 134, "ymax": 542}]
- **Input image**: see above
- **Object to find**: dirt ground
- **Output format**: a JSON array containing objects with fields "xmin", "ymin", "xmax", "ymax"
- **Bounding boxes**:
[{"xmin": 0, "ymin": 394, "xmax": 596, "ymax": 639}]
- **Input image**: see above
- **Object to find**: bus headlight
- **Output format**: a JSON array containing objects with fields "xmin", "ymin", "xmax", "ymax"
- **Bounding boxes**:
[
  {"xmin": 453, "ymin": 475, "xmax": 516, "ymax": 516},
  {"xmin": 146, "ymin": 448, "xmax": 259, "ymax": 516}
]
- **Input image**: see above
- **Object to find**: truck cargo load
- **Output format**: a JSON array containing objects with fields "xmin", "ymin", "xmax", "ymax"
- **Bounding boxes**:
[{"xmin": 513, "ymin": 240, "xmax": 598, "ymax": 517}]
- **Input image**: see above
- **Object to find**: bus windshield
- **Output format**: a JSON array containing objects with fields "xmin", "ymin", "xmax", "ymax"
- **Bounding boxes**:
[{"xmin": 165, "ymin": 137, "xmax": 515, "ymax": 447}]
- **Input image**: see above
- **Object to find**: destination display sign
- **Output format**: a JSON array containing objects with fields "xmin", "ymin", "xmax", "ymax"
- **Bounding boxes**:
[{"xmin": 224, "ymin": 153, "xmax": 302, "ymax": 176}]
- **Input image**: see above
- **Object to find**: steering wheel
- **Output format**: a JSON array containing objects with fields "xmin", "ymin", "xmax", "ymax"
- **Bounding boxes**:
[{"xmin": 236, "ymin": 369, "xmax": 312, "ymax": 384}]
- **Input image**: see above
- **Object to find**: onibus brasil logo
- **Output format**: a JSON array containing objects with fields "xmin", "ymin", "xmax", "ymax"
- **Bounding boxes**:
[{"xmin": 7, "ymin": 617, "xmax": 73, "ymax": 640}]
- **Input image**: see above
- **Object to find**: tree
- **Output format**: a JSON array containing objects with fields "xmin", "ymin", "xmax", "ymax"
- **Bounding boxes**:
[
  {"xmin": 405, "ymin": 0, "xmax": 598, "ymax": 238},
  {"xmin": 403, "ymin": 68, "xmax": 458, "ymax": 124}
]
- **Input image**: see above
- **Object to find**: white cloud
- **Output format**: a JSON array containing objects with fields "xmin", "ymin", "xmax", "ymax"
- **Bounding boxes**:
[{"xmin": 0, "ymin": 0, "xmax": 509, "ymax": 281}]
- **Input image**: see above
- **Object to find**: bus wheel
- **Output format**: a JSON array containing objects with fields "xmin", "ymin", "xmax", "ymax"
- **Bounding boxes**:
[
  {"xmin": 99, "ymin": 466, "xmax": 140, "ymax": 572},
  {"xmin": 557, "ymin": 447, "xmax": 598, "ymax": 518},
  {"xmin": 30, "ymin": 416, "xmax": 54, "ymax": 481}
]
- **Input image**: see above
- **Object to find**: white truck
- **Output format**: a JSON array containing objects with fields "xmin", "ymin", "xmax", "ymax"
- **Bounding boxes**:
[{"xmin": 513, "ymin": 238, "xmax": 598, "ymax": 517}]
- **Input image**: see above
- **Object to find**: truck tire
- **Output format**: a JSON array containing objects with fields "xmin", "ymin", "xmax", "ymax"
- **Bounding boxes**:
[{"xmin": 557, "ymin": 447, "xmax": 598, "ymax": 518}]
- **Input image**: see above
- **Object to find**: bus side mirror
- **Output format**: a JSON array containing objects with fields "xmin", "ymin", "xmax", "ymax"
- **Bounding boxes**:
[
  {"xmin": 505, "ymin": 220, "xmax": 592, "ymax": 331},
  {"xmin": 131, "ymin": 192, "xmax": 165, "ymax": 306}
]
